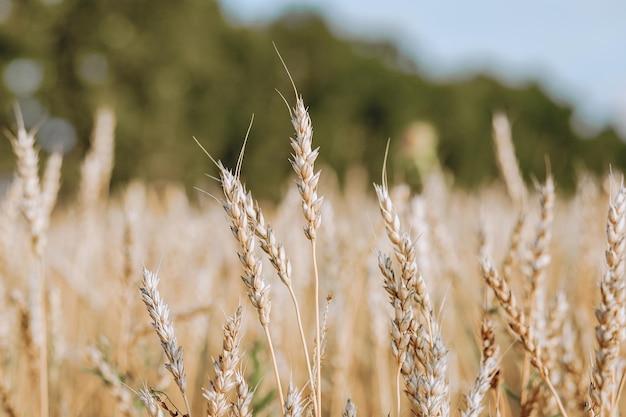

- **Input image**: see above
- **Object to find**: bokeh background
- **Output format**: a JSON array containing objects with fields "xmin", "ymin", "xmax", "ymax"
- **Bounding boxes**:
[{"xmin": 1, "ymin": 0, "xmax": 625, "ymax": 199}]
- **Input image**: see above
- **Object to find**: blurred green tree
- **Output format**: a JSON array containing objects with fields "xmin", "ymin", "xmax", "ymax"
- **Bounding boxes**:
[{"xmin": 0, "ymin": 0, "xmax": 623, "ymax": 199}]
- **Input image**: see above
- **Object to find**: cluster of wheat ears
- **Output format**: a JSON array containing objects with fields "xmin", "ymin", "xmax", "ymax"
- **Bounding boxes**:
[{"xmin": 1, "ymin": 64, "xmax": 625, "ymax": 417}]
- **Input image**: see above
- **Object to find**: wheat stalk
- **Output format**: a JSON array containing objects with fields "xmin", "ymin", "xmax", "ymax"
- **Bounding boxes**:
[{"xmin": 79, "ymin": 107, "xmax": 116, "ymax": 213}]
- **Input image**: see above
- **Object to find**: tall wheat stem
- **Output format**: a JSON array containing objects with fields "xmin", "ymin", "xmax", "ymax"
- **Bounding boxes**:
[
  {"xmin": 311, "ymin": 242, "xmax": 321, "ymax": 416},
  {"xmin": 37, "ymin": 259, "xmax": 48, "ymax": 417},
  {"xmin": 245, "ymin": 194, "xmax": 318, "ymax": 416},
  {"xmin": 286, "ymin": 284, "xmax": 318, "ymax": 415},
  {"xmin": 263, "ymin": 325, "xmax": 286, "ymax": 415},
  {"xmin": 275, "ymin": 45, "xmax": 324, "ymax": 416},
  {"xmin": 395, "ymin": 366, "xmax": 402, "ymax": 417}
]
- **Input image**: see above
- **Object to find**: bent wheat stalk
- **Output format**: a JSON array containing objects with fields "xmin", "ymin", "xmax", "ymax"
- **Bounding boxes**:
[{"xmin": 480, "ymin": 257, "xmax": 568, "ymax": 417}]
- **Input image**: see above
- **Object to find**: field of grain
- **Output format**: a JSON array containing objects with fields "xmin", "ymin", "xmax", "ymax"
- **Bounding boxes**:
[{"xmin": 0, "ymin": 86, "xmax": 624, "ymax": 417}]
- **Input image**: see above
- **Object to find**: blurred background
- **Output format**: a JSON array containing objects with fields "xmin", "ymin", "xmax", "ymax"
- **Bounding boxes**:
[{"xmin": 1, "ymin": 0, "xmax": 625, "ymax": 200}]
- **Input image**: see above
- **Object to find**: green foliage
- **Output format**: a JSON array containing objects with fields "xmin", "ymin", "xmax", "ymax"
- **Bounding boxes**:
[
  {"xmin": 248, "ymin": 339, "xmax": 277, "ymax": 416},
  {"xmin": 0, "ymin": 0, "xmax": 623, "ymax": 198}
]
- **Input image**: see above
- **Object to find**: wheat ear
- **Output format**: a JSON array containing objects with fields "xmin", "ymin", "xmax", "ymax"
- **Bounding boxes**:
[
  {"xmin": 374, "ymin": 155, "xmax": 433, "ymax": 320},
  {"xmin": 588, "ymin": 184, "xmax": 626, "ymax": 417},
  {"xmin": 480, "ymin": 257, "xmax": 568, "ymax": 417},
  {"xmin": 502, "ymin": 211, "xmax": 526, "ymax": 282},
  {"xmin": 6, "ymin": 105, "xmax": 49, "ymax": 417},
  {"xmin": 288, "ymin": 94, "xmax": 323, "ymax": 417},
  {"xmin": 140, "ymin": 267, "xmax": 191, "ymax": 416},
  {"xmin": 377, "ymin": 251, "xmax": 414, "ymax": 417},
  {"xmin": 284, "ymin": 382, "xmax": 305, "ymax": 417},
  {"xmin": 216, "ymin": 161, "xmax": 285, "ymax": 416},
  {"xmin": 342, "ymin": 398, "xmax": 357, "ymax": 417},
  {"xmin": 521, "ymin": 175, "xmax": 554, "ymax": 405},
  {"xmin": 275, "ymin": 45, "xmax": 324, "ymax": 417},
  {"xmin": 138, "ymin": 386, "xmax": 165, "ymax": 417},
  {"xmin": 232, "ymin": 371, "xmax": 253, "ymax": 417},
  {"xmin": 194, "ymin": 129, "xmax": 286, "ymax": 415},
  {"xmin": 0, "ymin": 176, "xmax": 22, "ymax": 268},
  {"xmin": 376, "ymin": 163, "xmax": 437, "ymax": 417},
  {"xmin": 460, "ymin": 314, "xmax": 500, "ymax": 417},
  {"xmin": 203, "ymin": 306, "xmax": 243, "ymax": 417},
  {"xmin": 86, "ymin": 344, "xmax": 134, "ymax": 417},
  {"xmin": 7, "ymin": 291, "xmax": 38, "ymax": 385},
  {"xmin": 375, "ymin": 148, "xmax": 449, "ymax": 417},
  {"xmin": 492, "ymin": 111, "xmax": 527, "ymax": 207}
]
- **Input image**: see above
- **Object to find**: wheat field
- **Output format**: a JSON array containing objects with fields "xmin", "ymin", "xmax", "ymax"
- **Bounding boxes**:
[{"xmin": 0, "ymin": 82, "xmax": 624, "ymax": 417}]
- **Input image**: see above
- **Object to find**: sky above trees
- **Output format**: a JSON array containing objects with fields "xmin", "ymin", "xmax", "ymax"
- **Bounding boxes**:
[{"xmin": 219, "ymin": 0, "xmax": 626, "ymax": 137}]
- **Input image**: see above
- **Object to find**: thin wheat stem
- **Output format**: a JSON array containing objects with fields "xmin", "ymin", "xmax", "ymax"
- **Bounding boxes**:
[
  {"xmin": 264, "ymin": 324, "xmax": 286, "ymax": 416},
  {"xmin": 285, "ymin": 284, "xmax": 318, "ymax": 415},
  {"xmin": 311, "ymin": 242, "xmax": 321, "ymax": 417},
  {"xmin": 36, "ymin": 259, "xmax": 48, "ymax": 417},
  {"xmin": 395, "ymin": 365, "xmax": 401, "ymax": 417},
  {"xmin": 245, "ymin": 194, "xmax": 318, "ymax": 416}
]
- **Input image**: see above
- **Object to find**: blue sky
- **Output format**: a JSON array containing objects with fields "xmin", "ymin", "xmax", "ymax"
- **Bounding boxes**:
[{"xmin": 218, "ymin": 0, "xmax": 626, "ymax": 137}]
